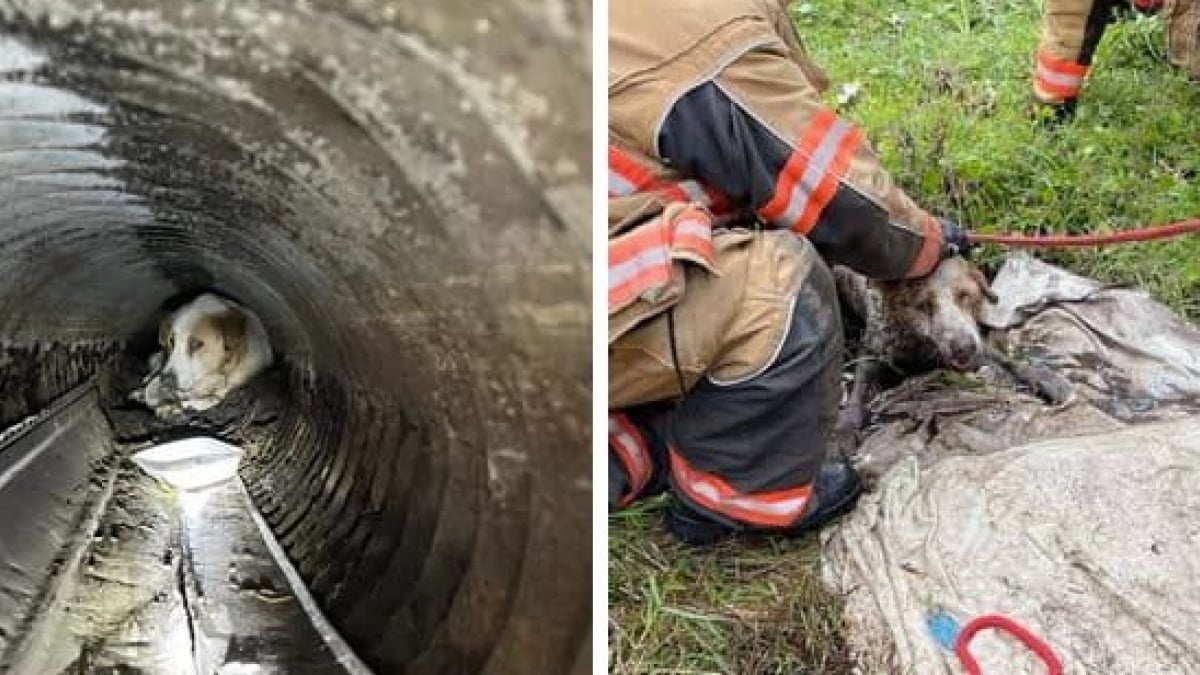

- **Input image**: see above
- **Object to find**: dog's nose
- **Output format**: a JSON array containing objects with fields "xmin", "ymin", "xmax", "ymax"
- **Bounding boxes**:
[{"xmin": 944, "ymin": 339, "xmax": 978, "ymax": 369}]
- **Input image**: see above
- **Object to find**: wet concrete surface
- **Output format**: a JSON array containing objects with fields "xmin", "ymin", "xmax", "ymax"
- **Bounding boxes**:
[
  {"xmin": 4, "ymin": 387, "xmax": 360, "ymax": 673},
  {"xmin": 0, "ymin": 0, "xmax": 591, "ymax": 672},
  {"xmin": 0, "ymin": 384, "xmax": 116, "ymax": 661}
]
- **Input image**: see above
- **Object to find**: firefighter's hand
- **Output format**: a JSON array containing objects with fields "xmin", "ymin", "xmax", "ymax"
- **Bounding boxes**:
[{"xmin": 939, "ymin": 218, "xmax": 972, "ymax": 258}]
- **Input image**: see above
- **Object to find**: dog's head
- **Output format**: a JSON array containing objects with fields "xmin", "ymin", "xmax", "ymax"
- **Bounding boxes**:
[
  {"xmin": 879, "ymin": 257, "xmax": 998, "ymax": 371},
  {"xmin": 142, "ymin": 294, "xmax": 252, "ymax": 410}
]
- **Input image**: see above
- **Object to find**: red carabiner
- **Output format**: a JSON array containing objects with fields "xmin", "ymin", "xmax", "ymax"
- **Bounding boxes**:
[{"xmin": 953, "ymin": 614, "xmax": 1063, "ymax": 675}]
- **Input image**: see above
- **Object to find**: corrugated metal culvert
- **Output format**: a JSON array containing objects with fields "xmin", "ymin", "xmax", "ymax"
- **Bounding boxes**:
[{"xmin": 0, "ymin": 1, "xmax": 591, "ymax": 672}]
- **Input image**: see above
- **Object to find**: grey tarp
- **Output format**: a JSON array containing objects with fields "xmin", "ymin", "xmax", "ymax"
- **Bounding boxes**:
[{"xmin": 823, "ymin": 254, "xmax": 1200, "ymax": 674}]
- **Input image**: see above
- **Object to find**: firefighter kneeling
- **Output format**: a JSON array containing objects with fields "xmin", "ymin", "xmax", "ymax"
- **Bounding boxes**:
[{"xmin": 607, "ymin": 0, "xmax": 970, "ymax": 545}]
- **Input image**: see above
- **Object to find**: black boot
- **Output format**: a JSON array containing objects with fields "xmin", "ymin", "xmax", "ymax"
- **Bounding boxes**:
[
  {"xmin": 1029, "ymin": 97, "xmax": 1078, "ymax": 127},
  {"xmin": 666, "ymin": 498, "xmax": 737, "ymax": 547},
  {"xmin": 665, "ymin": 458, "xmax": 865, "ymax": 546},
  {"xmin": 782, "ymin": 458, "xmax": 864, "ymax": 535}
]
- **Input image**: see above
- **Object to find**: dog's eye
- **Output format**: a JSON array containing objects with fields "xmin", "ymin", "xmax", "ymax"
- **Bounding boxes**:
[{"xmin": 187, "ymin": 337, "xmax": 204, "ymax": 354}]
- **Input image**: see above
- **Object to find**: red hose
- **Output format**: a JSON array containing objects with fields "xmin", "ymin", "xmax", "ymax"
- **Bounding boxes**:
[
  {"xmin": 969, "ymin": 218, "xmax": 1200, "ymax": 248},
  {"xmin": 954, "ymin": 614, "xmax": 1063, "ymax": 675}
]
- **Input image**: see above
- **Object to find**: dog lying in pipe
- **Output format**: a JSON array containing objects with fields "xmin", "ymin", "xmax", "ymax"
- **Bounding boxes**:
[
  {"xmin": 131, "ymin": 293, "xmax": 273, "ymax": 416},
  {"xmin": 834, "ymin": 256, "xmax": 1072, "ymax": 438}
]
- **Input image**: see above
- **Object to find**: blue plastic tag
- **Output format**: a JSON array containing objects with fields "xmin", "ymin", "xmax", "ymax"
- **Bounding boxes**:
[{"xmin": 927, "ymin": 610, "xmax": 961, "ymax": 651}]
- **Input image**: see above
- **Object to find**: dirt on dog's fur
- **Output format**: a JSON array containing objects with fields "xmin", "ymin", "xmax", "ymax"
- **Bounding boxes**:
[
  {"xmin": 834, "ymin": 257, "xmax": 1071, "ymax": 441},
  {"xmin": 835, "ymin": 258, "xmax": 995, "ymax": 437},
  {"xmin": 838, "ymin": 257, "xmax": 997, "ymax": 374},
  {"xmin": 103, "ymin": 348, "xmax": 284, "ymax": 448}
]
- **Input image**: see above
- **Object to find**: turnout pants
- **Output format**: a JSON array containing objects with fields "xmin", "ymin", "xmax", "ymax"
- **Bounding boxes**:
[
  {"xmin": 608, "ymin": 230, "xmax": 843, "ymax": 530},
  {"xmin": 1035, "ymin": 0, "xmax": 1200, "ymax": 106},
  {"xmin": 1034, "ymin": 0, "xmax": 1122, "ymax": 105},
  {"xmin": 1166, "ymin": 0, "xmax": 1200, "ymax": 79}
]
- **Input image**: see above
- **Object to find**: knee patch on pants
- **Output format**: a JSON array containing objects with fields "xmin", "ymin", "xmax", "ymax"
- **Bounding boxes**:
[{"xmin": 667, "ymin": 257, "xmax": 843, "ymax": 529}]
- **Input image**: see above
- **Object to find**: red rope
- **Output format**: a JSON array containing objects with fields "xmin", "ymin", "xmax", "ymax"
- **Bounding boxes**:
[
  {"xmin": 953, "ymin": 614, "xmax": 1063, "ymax": 675},
  {"xmin": 968, "ymin": 218, "xmax": 1200, "ymax": 248}
]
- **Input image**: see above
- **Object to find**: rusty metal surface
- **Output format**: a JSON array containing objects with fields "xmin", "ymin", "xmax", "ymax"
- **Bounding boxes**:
[{"xmin": 0, "ymin": 1, "xmax": 591, "ymax": 672}]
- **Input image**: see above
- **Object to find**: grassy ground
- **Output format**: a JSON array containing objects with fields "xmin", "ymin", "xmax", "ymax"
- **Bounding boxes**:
[
  {"xmin": 609, "ymin": 497, "xmax": 851, "ymax": 674},
  {"xmin": 802, "ymin": 0, "xmax": 1200, "ymax": 317},
  {"xmin": 609, "ymin": 2, "xmax": 1200, "ymax": 673}
]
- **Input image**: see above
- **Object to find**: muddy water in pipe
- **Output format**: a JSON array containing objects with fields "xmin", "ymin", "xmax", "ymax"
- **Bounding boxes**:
[{"xmin": 0, "ymin": 1, "xmax": 591, "ymax": 673}]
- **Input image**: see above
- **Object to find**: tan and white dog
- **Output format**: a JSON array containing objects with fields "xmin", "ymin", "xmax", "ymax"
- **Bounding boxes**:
[{"xmin": 132, "ymin": 293, "xmax": 273, "ymax": 415}]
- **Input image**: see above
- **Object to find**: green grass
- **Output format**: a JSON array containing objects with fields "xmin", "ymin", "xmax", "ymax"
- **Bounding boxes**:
[
  {"xmin": 797, "ymin": 0, "xmax": 1200, "ymax": 317},
  {"xmin": 608, "ymin": 497, "xmax": 850, "ymax": 674},
  {"xmin": 609, "ymin": 2, "xmax": 1200, "ymax": 673}
]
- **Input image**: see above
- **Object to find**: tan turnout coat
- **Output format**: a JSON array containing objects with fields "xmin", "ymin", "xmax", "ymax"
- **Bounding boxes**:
[{"xmin": 608, "ymin": 0, "xmax": 943, "ymax": 409}]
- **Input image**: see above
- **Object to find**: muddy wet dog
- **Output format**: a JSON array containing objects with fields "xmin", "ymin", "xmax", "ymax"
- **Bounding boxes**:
[
  {"xmin": 835, "ymin": 257, "xmax": 1070, "ymax": 437},
  {"xmin": 132, "ymin": 293, "xmax": 273, "ymax": 417}
]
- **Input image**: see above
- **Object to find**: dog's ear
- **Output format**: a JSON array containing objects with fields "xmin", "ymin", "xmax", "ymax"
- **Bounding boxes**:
[
  {"xmin": 158, "ymin": 312, "xmax": 176, "ymax": 349},
  {"xmin": 213, "ymin": 309, "xmax": 248, "ymax": 369},
  {"xmin": 971, "ymin": 267, "xmax": 999, "ymax": 304}
]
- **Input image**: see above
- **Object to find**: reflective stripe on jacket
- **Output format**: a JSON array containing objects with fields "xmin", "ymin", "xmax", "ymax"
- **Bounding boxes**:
[
  {"xmin": 608, "ymin": 0, "xmax": 944, "ymax": 345},
  {"xmin": 608, "ymin": 0, "xmax": 943, "ymax": 343}
]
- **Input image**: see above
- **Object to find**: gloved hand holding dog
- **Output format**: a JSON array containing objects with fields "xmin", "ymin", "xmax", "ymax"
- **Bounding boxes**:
[{"xmin": 939, "ymin": 218, "xmax": 973, "ymax": 258}]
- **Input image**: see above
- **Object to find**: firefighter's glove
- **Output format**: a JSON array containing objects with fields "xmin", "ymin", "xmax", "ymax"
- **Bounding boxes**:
[{"xmin": 939, "ymin": 218, "xmax": 972, "ymax": 259}]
